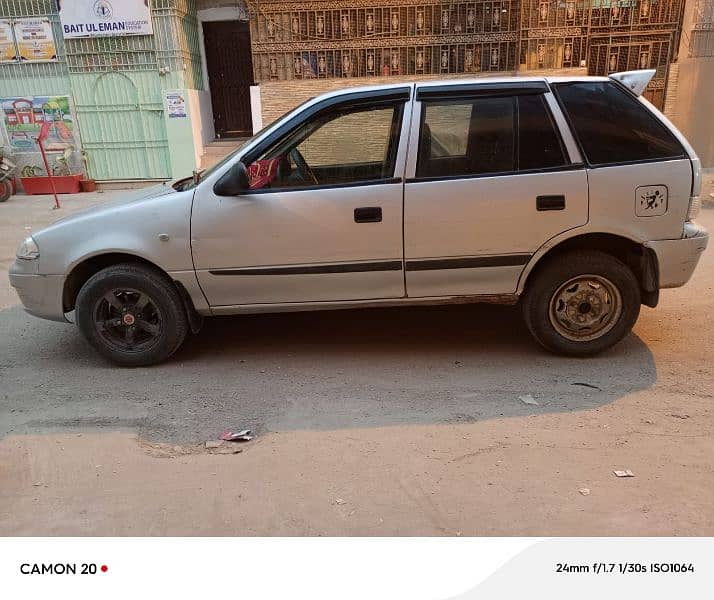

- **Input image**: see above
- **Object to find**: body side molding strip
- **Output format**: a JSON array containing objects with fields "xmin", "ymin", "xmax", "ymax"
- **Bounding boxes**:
[
  {"xmin": 406, "ymin": 254, "xmax": 532, "ymax": 271},
  {"xmin": 209, "ymin": 254, "xmax": 532, "ymax": 276},
  {"xmin": 209, "ymin": 260, "xmax": 403, "ymax": 276}
]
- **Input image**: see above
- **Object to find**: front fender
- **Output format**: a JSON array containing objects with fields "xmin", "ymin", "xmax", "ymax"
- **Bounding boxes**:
[{"xmin": 33, "ymin": 188, "xmax": 195, "ymax": 277}]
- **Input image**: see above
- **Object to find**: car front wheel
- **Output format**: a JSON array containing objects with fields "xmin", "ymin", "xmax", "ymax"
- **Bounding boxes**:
[
  {"xmin": 75, "ymin": 263, "xmax": 188, "ymax": 366},
  {"xmin": 522, "ymin": 250, "xmax": 641, "ymax": 356}
]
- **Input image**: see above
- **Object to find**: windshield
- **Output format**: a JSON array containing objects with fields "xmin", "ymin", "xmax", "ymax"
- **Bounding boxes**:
[{"xmin": 174, "ymin": 98, "xmax": 315, "ymax": 192}]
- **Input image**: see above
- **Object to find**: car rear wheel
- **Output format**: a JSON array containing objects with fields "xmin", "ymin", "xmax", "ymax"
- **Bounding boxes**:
[
  {"xmin": 522, "ymin": 250, "xmax": 641, "ymax": 356},
  {"xmin": 76, "ymin": 263, "xmax": 188, "ymax": 366}
]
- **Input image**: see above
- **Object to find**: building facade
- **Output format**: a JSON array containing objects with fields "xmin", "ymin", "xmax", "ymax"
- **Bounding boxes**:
[
  {"xmin": 668, "ymin": 0, "xmax": 714, "ymax": 166},
  {"xmin": 0, "ymin": 0, "xmax": 206, "ymax": 181},
  {"xmin": 0, "ymin": 0, "xmax": 704, "ymax": 182}
]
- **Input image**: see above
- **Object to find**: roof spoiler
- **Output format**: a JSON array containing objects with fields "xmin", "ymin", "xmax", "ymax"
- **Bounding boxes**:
[{"xmin": 609, "ymin": 69, "xmax": 656, "ymax": 96}]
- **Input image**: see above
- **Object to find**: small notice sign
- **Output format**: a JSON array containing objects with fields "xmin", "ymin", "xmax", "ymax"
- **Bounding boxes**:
[{"xmin": 166, "ymin": 91, "xmax": 187, "ymax": 119}]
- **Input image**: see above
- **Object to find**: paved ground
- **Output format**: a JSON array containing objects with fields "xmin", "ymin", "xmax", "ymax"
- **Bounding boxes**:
[{"xmin": 0, "ymin": 183, "xmax": 713, "ymax": 535}]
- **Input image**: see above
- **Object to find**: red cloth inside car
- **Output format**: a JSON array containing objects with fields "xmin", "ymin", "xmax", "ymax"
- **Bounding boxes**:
[{"xmin": 247, "ymin": 157, "xmax": 283, "ymax": 189}]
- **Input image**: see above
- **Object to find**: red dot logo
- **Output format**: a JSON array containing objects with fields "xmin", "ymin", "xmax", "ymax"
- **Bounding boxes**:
[{"xmin": 101, "ymin": 565, "xmax": 108, "ymax": 573}]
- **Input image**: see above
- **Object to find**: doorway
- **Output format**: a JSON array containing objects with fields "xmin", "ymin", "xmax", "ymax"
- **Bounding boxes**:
[{"xmin": 203, "ymin": 20, "xmax": 254, "ymax": 137}]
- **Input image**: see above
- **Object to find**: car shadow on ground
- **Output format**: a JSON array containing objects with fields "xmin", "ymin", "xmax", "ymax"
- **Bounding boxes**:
[{"xmin": 0, "ymin": 303, "xmax": 656, "ymax": 442}]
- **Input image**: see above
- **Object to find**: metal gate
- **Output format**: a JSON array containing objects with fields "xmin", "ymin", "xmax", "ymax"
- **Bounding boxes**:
[{"xmin": 72, "ymin": 71, "xmax": 171, "ymax": 180}]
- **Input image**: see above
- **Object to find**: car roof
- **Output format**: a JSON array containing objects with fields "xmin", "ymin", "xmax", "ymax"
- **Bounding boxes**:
[{"xmin": 314, "ymin": 75, "xmax": 611, "ymax": 102}]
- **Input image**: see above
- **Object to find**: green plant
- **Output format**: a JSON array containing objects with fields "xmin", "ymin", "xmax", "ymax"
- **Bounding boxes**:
[
  {"xmin": 21, "ymin": 165, "xmax": 44, "ymax": 177},
  {"xmin": 52, "ymin": 147, "xmax": 73, "ymax": 176}
]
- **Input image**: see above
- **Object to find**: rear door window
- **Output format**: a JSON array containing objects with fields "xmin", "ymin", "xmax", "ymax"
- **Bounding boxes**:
[
  {"xmin": 416, "ymin": 92, "xmax": 568, "ymax": 178},
  {"xmin": 518, "ymin": 94, "xmax": 568, "ymax": 171},
  {"xmin": 552, "ymin": 81, "xmax": 686, "ymax": 166},
  {"xmin": 417, "ymin": 97, "xmax": 514, "ymax": 178}
]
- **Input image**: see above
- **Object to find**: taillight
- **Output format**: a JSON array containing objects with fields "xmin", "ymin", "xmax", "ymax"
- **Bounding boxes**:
[{"xmin": 686, "ymin": 195, "xmax": 701, "ymax": 222}]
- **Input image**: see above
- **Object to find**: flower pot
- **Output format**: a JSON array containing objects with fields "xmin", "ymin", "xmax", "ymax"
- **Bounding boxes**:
[
  {"xmin": 80, "ymin": 178, "xmax": 97, "ymax": 192},
  {"xmin": 20, "ymin": 174, "xmax": 83, "ymax": 195}
]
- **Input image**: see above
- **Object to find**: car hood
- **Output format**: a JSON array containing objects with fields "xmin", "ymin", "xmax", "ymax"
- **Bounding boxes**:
[
  {"xmin": 31, "ymin": 180, "xmax": 192, "ymax": 243},
  {"xmin": 50, "ymin": 181, "xmax": 180, "ymax": 225}
]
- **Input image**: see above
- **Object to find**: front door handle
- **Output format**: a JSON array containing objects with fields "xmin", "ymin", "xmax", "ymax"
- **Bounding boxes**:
[
  {"xmin": 536, "ymin": 195, "xmax": 566, "ymax": 211},
  {"xmin": 354, "ymin": 206, "xmax": 382, "ymax": 223}
]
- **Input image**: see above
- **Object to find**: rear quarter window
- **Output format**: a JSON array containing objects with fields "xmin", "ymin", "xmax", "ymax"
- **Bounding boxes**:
[{"xmin": 553, "ymin": 81, "xmax": 686, "ymax": 166}]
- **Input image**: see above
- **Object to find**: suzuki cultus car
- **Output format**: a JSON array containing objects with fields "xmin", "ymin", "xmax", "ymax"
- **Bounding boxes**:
[{"xmin": 10, "ymin": 70, "xmax": 708, "ymax": 365}]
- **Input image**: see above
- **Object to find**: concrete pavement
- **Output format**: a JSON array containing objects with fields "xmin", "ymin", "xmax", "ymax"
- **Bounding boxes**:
[{"xmin": 0, "ymin": 190, "xmax": 712, "ymax": 535}]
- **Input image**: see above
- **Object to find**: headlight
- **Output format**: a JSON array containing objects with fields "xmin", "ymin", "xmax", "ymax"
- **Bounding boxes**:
[{"xmin": 16, "ymin": 236, "xmax": 39, "ymax": 260}]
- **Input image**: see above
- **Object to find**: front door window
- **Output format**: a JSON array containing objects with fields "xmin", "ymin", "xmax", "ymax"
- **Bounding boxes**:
[{"xmin": 245, "ymin": 103, "xmax": 403, "ymax": 190}]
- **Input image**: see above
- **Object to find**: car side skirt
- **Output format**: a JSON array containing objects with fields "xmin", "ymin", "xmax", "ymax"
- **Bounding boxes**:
[{"xmin": 206, "ymin": 293, "xmax": 518, "ymax": 316}]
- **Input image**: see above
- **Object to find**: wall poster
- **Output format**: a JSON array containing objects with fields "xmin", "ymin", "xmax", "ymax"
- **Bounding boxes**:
[
  {"xmin": 0, "ymin": 20, "xmax": 17, "ymax": 62},
  {"xmin": 13, "ymin": 18, "xmax": 57, "ymax": 62},
  {"xmin": 1, "ymin": 95, "xmax": 77, "ymax": 153}
]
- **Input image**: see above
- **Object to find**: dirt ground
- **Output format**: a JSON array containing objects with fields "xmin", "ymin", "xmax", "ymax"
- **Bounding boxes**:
[{"xmin": 0, "ymin": 182, "xmax": 713, "ymax": 536}]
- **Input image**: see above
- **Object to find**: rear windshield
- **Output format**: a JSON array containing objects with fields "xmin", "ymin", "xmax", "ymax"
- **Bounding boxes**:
[{"xmin": 552, "ymin": 81, "xmax": 686, "ymax": 167}]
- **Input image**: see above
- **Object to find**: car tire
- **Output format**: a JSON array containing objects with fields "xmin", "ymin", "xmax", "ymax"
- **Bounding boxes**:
[
  {"xmin": 522, "ymin": 250, "xmax": 641, "ymax": 356},
  {"xmin": 75, "ymin": 263, "xmax": 188, "ymax": 366}
]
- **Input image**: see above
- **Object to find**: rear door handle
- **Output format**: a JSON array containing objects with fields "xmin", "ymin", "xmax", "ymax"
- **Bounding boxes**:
[
  {"xmin": 536, "ymin": 195, "xmax": 565, "ymax": 211},
  {"xmin": 354, "ymin": 206, "xmax": 382, "ymax": 223}
]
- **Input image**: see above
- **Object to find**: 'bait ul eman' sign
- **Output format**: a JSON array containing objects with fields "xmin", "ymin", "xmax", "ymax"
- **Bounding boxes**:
[{"xmin": 58, "ymin": 0, "xmax": 153, "ymax": 39}]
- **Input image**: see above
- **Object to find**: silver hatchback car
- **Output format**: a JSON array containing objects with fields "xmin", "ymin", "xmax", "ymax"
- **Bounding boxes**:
[{"xmin": 10, "ymin": 70, "xmax": 709, "ymax": 366}]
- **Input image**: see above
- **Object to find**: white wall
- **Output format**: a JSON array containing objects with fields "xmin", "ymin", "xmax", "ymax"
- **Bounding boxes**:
[
  {"xmin": 196, "ymin": 0, "xmax": 248, "ymax": 21},
  {"xmin": 250, "ymin": 85, "xmax": 263, "ymax": 133},
  {"xmin": 186, "ymin": 89, "xmax": 215, "ymax": 167}
]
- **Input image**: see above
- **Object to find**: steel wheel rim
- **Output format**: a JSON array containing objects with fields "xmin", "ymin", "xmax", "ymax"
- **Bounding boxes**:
[
  {"xmin": 93, "ymin": 288, "xmax": 163, "ymax": 353},
  {"xmin": 548, "ymin": 274, "xmax": 622, "ymax": 342}
]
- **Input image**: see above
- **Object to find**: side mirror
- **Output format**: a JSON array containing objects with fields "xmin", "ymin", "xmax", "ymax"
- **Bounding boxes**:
[{"xmin": 213, "ymin": 161, "xmax": 250, "ymax": 196}]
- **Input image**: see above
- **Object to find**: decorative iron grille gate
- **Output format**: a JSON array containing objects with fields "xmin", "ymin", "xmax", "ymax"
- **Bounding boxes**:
[
  {"xmin": 248, "ymin": 0, "xmax": 685, "ymax": 108},
  {"xmin": 249, "ymin": 0, "xmax": 521, "ymax": 80},
  {"xmin": 519, "ymin": 0, "xmax": 590, "ymax": 70},
  {"xmin": 688, "ymin": 0, "xmax": 714, "ymax": 56},
  {"xmin": 586, "ymin": 0, "xmax": 684, "ymax": 108}
]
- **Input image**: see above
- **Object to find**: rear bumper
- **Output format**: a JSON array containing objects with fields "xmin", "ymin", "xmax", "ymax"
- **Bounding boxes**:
[
  {"xmin": 9, "ymin": 260, "xmax": 67, "ymax": 322},
  {"xmin": 645, "ymin": 223, "xmax": 709, "ymax": 289}
]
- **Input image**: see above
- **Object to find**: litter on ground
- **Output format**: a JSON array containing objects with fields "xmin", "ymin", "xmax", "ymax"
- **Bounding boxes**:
[
  {"xmin": 572, "ymin": 382, "xmax": 603, "ymax": 391},
  {"xmin": 220, "ymin": 429, "xmax": 253, "ymax": 442},
  {"xmin": 613, "ymin": 469, "xmax": 635, "ymax": 478}
]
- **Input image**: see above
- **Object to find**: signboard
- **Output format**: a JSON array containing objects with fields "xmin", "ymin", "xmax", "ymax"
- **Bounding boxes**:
[
  {"xmin": 1, "ymin": 96, "xmax": 77, "ymax": 153},
  {"xmin": 13, "ymin": 18, "xmax": 57, "ymax": 62},
  {"xmin": 166, "ymin": 91, "xmax": 187, "ymax": 118},
  {"xmin": 58, "ymin": 0, "xmax": 153, "ymax": 39},
  {"xmin": 0, "ymin": 20, "xmax": 17, "ymax": 63}
]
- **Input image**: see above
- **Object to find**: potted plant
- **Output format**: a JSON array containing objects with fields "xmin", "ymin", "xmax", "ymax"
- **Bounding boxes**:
[{"xmin": 79, "ymin": 150, "xmax": 96, "ymax": 192}]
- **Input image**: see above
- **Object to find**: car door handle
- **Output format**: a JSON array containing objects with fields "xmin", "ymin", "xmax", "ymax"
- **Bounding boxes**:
[
  {"xmin": 536, "ymin": 195, "xmax": 566, "ymax": 211},
  {"xmin": 354, "ymin": 206, "xmax": 382, "ymax": 223}
]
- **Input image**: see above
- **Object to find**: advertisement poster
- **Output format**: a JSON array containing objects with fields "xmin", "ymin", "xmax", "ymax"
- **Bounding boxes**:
[
  {"xmin": 166, "ymin": 91, "xmax": 187, "ymax": 118},
  {"xmin": 0, "ymin": 20, "xmax": 17, "ymax": 62},
  {"xmin": 1, "ymin": 96, "xmax": 77, "ymax": 153},
  {"xmin": 13, "ymin": 18, "xmax": 57, "ymax": 62},
  {"xmin": 58, "ymin": 0, "xmax": 153, "ymax": 39}
]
